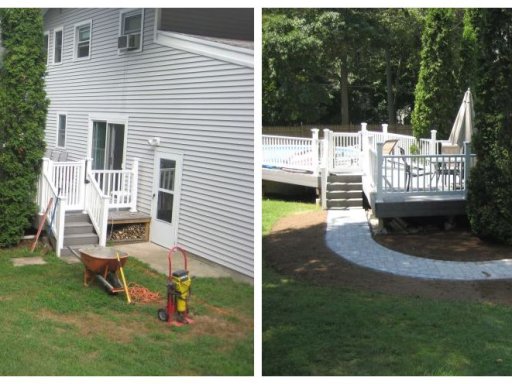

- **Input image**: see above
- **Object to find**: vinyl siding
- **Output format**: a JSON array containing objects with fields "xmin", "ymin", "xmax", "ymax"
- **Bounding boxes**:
[{"xmin": 44, "ymin": 8, "xmax": 254, "ymax": 277}]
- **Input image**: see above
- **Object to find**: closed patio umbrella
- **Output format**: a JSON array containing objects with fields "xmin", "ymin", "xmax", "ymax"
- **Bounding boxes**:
[{"xmin": 448, "ymin": 88, "xmax": 475, "ymax": 149}]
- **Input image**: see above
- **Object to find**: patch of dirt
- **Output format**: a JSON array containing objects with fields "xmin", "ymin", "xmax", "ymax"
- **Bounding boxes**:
[
  {"xmin": 183, "ymin": 314, "xmax": 252, "ymax": 346},
  {"xmin": 39, "ymin": 310, "xmax": 149, "ymax": 343},
  {"xmin": 373, "ymin": 219, "xmax": 512, "ymax": 262},
  {"xmin": 263, "ymin": 210, "xmax": 512, "ymax": 306},
  {"xmin": 40, "ymin": 302, "xmax": 252, "ymax": 347}
]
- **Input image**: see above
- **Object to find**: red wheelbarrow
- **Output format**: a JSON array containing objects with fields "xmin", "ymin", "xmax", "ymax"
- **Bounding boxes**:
[{"xmin": 72, "ymin": 247, "xmax": 130, "ymax": 296}]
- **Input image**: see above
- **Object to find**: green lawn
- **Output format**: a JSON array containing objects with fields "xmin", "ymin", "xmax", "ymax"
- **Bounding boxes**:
[
  {"xmin": 263, "ymin": 199, "xmax": 512, "ymax": 375},
  {"xmin": 0, "ymin": 247, "xmax": 253, "ymax": 375},
  {"xmin": 262, "ymin": 198, "xmax": 321, "ymax": 235}
]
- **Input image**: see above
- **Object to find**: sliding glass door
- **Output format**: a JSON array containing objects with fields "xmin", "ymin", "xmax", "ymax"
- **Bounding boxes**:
[{"xmin": 91, "ymin": 121, "xmax": 125, "ymax": 170}]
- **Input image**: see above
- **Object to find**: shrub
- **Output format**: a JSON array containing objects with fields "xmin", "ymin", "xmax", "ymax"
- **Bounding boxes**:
[
  {"xmin": 467, "ymin": 9, "xmax": 512, "ymax": 244},
  {"xmin": 0, "ymin": 9, "xmax": 48, "ymax": 245}
]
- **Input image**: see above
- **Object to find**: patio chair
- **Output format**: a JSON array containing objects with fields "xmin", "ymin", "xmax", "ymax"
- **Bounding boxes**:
[
  {"xmin": 49, "ymin": 149, "xmax": 61, "ymax": 161},
  {"xmin": 399, "ymin": 147, "xmax": 432, "ymax": 192},
  {"xmin": 382, "ymin": 139, "xmax": 400, "ymax": 170},
  {"xmin": 434, "ymin": 145, "xmax": 462, "ymax": 190},
  {"xmin": 382, "ymin": 139, "xmax": 398, "ymax": 155},
  {"xmin": 47, "ymin": 148, "xmax": 69, "ymax": 162},
  {"xmin": 57, "ymin": 151, "xmax": 68, "ymax": 162}
]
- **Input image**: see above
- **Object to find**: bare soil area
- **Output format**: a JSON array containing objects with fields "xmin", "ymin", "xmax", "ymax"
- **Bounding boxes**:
[{"xmin": 263, "ymin": 210, "xmax": 512, "ymax": 306}]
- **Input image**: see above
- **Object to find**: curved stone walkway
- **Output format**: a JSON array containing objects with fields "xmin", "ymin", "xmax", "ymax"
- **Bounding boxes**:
[{"xmin": 326, "ymin": 208, "xmax": 512, "ymax": 281}]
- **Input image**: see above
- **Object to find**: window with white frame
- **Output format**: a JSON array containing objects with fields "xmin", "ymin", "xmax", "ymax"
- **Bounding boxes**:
[
  {"xmin": 53, "ymin": 27, "xmax": 63, "ymax": 64},
  {"xmin": 43, "ymin": 32, "xmax": 49, "ymax": 64},
  {"xmin": 118, "ymin": 9, "xmax": 143, "ymax": 51},
  {"xmin": 57, "ymin": 114, "xmax": 66, "ymax": 148},
  {"xmin": 75, "ymin": 21, "xmax": 92, "ymax": 59}
]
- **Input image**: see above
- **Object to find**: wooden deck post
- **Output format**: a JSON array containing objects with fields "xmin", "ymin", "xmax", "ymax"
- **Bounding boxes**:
[
  {"xmin": 39, "ymin": 158, "xmax": 51, "ymax": 213},
  {"xmin": 382, "ymin": 123, "xmax": 388, "ymax": 141},
  {"xmin": 130, "ymin": 158, "xmax": 139, "ymax": 212},
  {"xmin": 323, "ymin": 129, "xmax": 333, "ymax": 174},
  {"xmin": 83, "ymin": 157, "xmax": 93, "ymax": 214},
  {"xmin": 464, "ymin": 141, "xmax": 471, "ymax": 198},
  {"xmin": 311, "ymin": 128, "xmax": 319, "ymax": 176},
  {"xmin": 360, "ymin": 123, "xmax": 368, "ymax": 153},
  {"xmin": 430, "ymin": 130, "xmax": 437, "ymax": 154},
  {"xmin": 56, "ymin": 196, "xmax": 67, "ymax": 257},
  {"xmin": 321, "ymin": 166, "xmax": 327, "ymax": 210},
  {"xmin": 376, "ymin": 142, "xmax": 384, "ymax": 201},
  {"xmin": 79, "ymin": 158, "xmax": 87, "ymax": 213}
]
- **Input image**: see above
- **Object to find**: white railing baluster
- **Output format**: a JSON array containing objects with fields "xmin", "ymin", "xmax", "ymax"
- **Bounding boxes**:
[
  {"xmin": 311, "ymin": 128, "xmax": 319, "ymax": 176},
  {"xmin": 262, "ymin": 134, "xmax": 318, "ymax": 172},
  {"xmin": 130, "ymin": 158, "xmax": 139, "ymax": 212}
]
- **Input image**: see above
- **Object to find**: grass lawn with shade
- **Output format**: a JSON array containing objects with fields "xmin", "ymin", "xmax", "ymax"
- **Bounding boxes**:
[
  {"xmin": 263, "ymin": 199, "xmax": 512, "ymax": 375},
  {"xmin": 262, "ymin": 198, "xmax": 321, "ymax": 235},
  {"xmin": 0, "ymin": 246, "xmax": 253, "ymax": 375}
]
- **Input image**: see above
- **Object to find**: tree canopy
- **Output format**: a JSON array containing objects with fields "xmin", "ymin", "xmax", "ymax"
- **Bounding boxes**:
[
  {"xmin": 411, "ymin": 9, "xmax": 463, "ymax": 139},
  {"xmin": 263, "ymin": 8, "xmax": 423, "ymax": 126}
]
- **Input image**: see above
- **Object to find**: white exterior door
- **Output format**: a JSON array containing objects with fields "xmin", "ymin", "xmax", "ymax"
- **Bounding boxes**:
[{"xmin": 150, "ymin": 151, "xmax": 183, "ymax": 248}]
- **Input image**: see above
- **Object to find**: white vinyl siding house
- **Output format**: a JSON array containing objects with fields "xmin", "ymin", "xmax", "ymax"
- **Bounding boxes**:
[{"xmin": 43, "ymin": 8, "xmax": 254, "ymax": 278}]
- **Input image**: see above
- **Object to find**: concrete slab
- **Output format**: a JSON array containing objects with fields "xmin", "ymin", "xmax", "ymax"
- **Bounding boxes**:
[
  {"xmin": 12, "ymin": 257, "xmax": 47, "ymax": 267},
  {"xmin": 112, "ymin": 242, "xmax": 252, "ymax": 284}
]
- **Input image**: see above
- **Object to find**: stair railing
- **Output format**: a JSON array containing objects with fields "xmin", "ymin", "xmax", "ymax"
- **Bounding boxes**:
[
  {"xmin": 38, "ymin": 158, "xmax": 67, "ymax": 256},
  {"xmin": 84, "ymin": 159, "xmax": 109, "ymax": 247}
]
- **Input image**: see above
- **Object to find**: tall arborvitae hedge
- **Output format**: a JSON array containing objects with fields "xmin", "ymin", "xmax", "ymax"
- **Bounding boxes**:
[
  {"xmin": 0, "ymin": 9, "xmax": 48, "ymax": 245},
  {"xmin": 411, "ymin": 9, "xmax": 461, "ymax": 139},
  {"xmin": 467, "ymin": 9, "xmax": 512, "ymax": 244}
]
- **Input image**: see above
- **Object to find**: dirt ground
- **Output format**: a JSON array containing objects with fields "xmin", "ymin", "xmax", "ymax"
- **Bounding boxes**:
[
  {"xmin": 263, "ymin": 210, "xmax": 512, "ymax": 306},
  {"xmin": 374, "ymin": 218, "xmax": 512, "ymax": 262}
]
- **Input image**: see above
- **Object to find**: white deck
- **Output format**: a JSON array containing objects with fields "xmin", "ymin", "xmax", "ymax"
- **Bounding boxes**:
[
  {"xmin": 37, "ymin": 157, "xmax": 139, "ymax": 255},
  {"xmin": 263, "ymin": 125, "xmax": 475, "ymax": 217}
]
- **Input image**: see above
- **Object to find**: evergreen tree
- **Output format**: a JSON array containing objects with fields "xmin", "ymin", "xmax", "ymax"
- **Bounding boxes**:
[
  {"xmin": 411, "ymin": 9, "xmax": 462, "ymax": 139},
  {"xmin": 467, "ymin": 9, "xmax": 512, "ymax": 244},
  {"xmin": 0, "ymin": 9, "xmax": 48, "ymax": 245}
]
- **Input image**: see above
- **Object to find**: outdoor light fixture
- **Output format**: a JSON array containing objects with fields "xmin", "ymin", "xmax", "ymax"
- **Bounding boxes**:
[{"xmin": 147, "ymin": 137, "xmax": 160, "ymax": 147}]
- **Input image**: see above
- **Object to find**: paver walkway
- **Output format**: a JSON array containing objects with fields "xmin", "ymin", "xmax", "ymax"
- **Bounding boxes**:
[{"xmin": 326, "ymin": 208, "xmax": 512, "ymax": 281}]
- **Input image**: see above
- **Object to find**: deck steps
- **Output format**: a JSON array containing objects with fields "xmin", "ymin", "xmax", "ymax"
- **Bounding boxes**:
[
  {"xmin": 326, "ymin": 173, "xmax": 363, "ymax": 210},
  {"xmin": 49, "ymin": 211, "xmax": 99, "ymax": 257}
]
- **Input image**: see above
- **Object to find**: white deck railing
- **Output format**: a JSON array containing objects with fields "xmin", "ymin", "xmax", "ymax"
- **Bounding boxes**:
[
  {"xmin": 262, "ymin": 123, "xmax": 477, "ymax": 207},
  {"xmin": 37, "ymin": 157, "xmax": 140, "ymax": 253},
  {"xmin": 38, "ymin": 161, "xmax": 67, "ymax": 256},
  {"xmin": 91, "ymin": 159, "xmax": 139, "ymax": 212},
  {"xmin": 329, "ymin": 131, "xmax": 361, "ymax": 172},
  {"xmin": 85, "ymin": 173, "xmax": 109, "ymax": 247},
  {"xmin": 371, "ymin": 141, "xmax": 476, "ymax": 200},
  {"xmin": 262, "ymin": 134, "xmax": 318, "ymax": 173},
  {"xmin": 51, "ymin": 160, "xmax": 86, "ymax": 210}
]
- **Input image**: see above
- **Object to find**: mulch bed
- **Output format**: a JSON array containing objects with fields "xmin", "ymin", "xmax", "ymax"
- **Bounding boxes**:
[
  {"xmin": 373, "ymin": 230, "xmax": 512, "ymax": 262},
  {"xmin": 263, "ymin": 210, "xmax": 512, "ymax": 306}
]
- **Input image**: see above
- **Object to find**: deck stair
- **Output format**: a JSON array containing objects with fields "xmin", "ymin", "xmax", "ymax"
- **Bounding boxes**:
[
  {"xmin": 52, "ymin": 211, "xmax": 99, "ymax": 257},
  {"xmin": 326, "ymin": 173, "xmax": 363, "ymax": 209}
]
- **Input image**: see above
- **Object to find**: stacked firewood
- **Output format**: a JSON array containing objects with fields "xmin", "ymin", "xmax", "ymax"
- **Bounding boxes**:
[{"xmin": 109, "ymin": 224, "xmax": 145, "ymax": 241}]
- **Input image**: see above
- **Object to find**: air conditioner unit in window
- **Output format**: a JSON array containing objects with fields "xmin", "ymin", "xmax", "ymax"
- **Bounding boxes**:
[
  {"xmin": 118, "ymin": 33, "xmax": 141, "ymax": 50},
  {"xmin": 118, "ymin": 35, "xmax": 128, "ymax": 49}
]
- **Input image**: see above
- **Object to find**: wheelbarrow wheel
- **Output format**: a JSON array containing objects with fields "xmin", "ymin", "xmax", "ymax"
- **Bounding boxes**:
[
  {"xmin": 157, "ymin": 308, "xmax": 168, "ymax": 322},
  {"xmin": 107, "ymin": 272, "xmax": 123, "ymax": 289}
]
